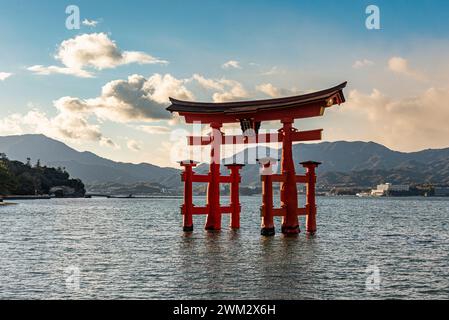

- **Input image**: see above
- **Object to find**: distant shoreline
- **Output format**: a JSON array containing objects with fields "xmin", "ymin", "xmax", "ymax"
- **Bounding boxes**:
[{"xmin": 1, "ymin": 195, "xmax": 52, "ymax": 200}]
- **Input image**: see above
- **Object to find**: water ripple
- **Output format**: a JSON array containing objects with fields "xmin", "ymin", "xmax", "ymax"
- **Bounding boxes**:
[{"xmin": 0, "ymin": 197, "xmax": 448, "ymax": 299}]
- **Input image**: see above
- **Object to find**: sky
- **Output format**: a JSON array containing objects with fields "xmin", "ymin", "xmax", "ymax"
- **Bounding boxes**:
[{"xmin": 1, "ymin": 0, "xmax": 449, "ymax": 167}]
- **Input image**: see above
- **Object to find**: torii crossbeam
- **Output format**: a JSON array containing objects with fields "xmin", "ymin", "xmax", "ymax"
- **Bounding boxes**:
[{"xmin": 167, "ymin": 81, "xmax": 347, "ymax": 236}]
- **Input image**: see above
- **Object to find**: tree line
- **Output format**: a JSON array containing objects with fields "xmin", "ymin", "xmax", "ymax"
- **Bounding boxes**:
[{"xmin": 0, "ymin": 153, "xmax": 85, "ymax": 196}]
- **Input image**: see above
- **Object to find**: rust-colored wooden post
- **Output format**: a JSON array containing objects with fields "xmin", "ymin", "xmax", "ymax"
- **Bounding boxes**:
[
  {"xmin": 205, "ymin": 122, "xmax": 223, "ymax": 231},
  {"xmin": 226, "ymin": 164, "xmax": 244, "ymax": 229},
  {"xmin": 301, "ymin": 161, "xmax": 321, "ymax": 235},
  {"xmin": 179, "ymin": 160, "xmax": 198, "ymax": 232},
  {"xmin": 280, "ymin": 119, "xmax": 300, "ymax": 235},
  {"xmin": 259, "ymin": 157, "xmax": 277, "ymax": 236}
]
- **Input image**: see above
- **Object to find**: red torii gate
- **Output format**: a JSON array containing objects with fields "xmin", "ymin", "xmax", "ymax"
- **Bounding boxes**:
[{"xmin": 167, "ymin": 82, "xmax": 347, "ymax": 236}]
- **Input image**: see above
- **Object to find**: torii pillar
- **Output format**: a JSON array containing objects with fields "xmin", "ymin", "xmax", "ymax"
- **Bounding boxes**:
[
  {"xmin": 280, "ymin": 119, "xmax": 300, "ymax": 235},
  {"xmin": 259, "ymin": 157, "xmax": 278, "ymax": 236},
  {"xmin": 205, "ymin": 122, "xmax": 223, "ymax": 231},
  {"xmin": 301, "ymin": 161, "xmax": 321, "ymax": 235}
]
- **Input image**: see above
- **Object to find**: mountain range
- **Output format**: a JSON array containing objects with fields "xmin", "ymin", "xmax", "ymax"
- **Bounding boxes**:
[
  {"xmin": 212, "ymin": 141, "xmax": 449, "ymax": 187},
  {"xmin": 0, "ymin": 134, "xmax": 179, "ymax": 187},
  {"xmin": 1, "ymin": 134, "xmax": 449, "ymax": 189}
]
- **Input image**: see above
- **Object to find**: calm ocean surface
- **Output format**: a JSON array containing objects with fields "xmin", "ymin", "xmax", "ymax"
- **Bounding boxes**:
[{"xmin": 0, "ymin": 196, "xmax": 448, "ymax": 299}]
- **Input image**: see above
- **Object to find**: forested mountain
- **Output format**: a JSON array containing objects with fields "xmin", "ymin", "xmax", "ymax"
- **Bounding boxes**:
[
  {"xmin": 2, "ymin": 134, "xmax": 449, "ymax": 190},
  {"xmin": 0, "ymin": 154, "xmax": 85, "ymax": 196}
]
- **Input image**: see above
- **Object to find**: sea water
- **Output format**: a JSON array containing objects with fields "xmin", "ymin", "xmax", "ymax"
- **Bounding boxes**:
[{"xmin": 0, "ymin": 196, "xmax": 448, "ymax": 299}]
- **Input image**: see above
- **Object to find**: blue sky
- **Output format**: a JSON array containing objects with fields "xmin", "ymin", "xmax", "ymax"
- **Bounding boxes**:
[{"xmin": 1, "ymin": 0, "xmax": 449, "ymax": 166}]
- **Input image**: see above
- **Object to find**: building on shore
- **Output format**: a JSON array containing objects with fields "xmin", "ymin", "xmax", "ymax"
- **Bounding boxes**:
[
  {"xmin": 370, "ymin": 183, "xmax": 410, "ymax": 197},
  {"xmin": 434, "ymin": 186, "xmax": 449, "ymax": 197}
]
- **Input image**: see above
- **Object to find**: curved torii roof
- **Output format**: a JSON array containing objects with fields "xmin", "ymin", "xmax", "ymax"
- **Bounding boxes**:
[{"xmin": 167, "ymin": 81, "xmax": 347, "ymax": 124}]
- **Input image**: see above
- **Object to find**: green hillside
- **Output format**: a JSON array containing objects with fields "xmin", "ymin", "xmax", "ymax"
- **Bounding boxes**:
[{"xmin": 0, "ymin": 153, "xmax": 85, "ymax": 196}]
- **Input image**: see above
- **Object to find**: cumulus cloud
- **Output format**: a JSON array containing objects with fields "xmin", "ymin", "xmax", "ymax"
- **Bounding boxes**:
[
  {"xmin": 192, "ymin": 74, "xmax": 225, "ymax": 91},
  {"xmin": 255, "ymin": 83, "xmax": 299, "ymax": 98},
  {"xmin": 126, "ymin": 139, "xmax": 141, "ymax": 151},
  {"xmin": 192, "ymin": 74, "xmax": 248, "ymax": 102},
  {"xmin": 0, "ymin": 72, "xmax": 13, "ymax": 81},
  {"xmin": 1, "ymin": 72, "xmax": 194, "ymax": 149},
  {"xmin": 222, "ymin": 60, "xmax": 241, "ymax": 69},
  {"xmin": 55, "ymin": 73, "xmax": 194, "ymax": 122},
  {"xmin": 330, "ymin": 86, "xmax": 449, "ymax": 151},
  {"xmin": 28, "ymin": 33, "xmax": 168, "ymax": 78},
  {"xmin": 256, "ymin": 83, "xmax": 279, "ymax": 97},
  {"xmin": 27, "ymin": 65, "xmax": 94, "ymax": 78},
  {"xmin": 0, "ymin": 113, "xmax": 23, "ymax": 133},
  {"xmin": 212, "ymin": 80, "xmax": 248, "ymax": 102},
  {"xmin": 136, "ymin": 125, "xmax": 171, "ymax": 134},
  {"xmin": 82, "ymin": 19, "xmax": 99, "ymax": 27},
  {"xmin": 352, "ymin": 59, "xmax": 374, "ymax": 69},
  {"xmin": 0, "ymin": 108, "xmax": 115, "ymax": 147},
  {"xmin": 388, "ymin": 56, "xmax": 426, "ymax": 81}
]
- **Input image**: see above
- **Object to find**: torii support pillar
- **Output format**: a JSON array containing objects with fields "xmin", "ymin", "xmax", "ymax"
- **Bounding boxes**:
[
  {"xmin": 280, "ymin": 119, "xmax": 300, "ymax": 235},
  {"xmin": 205, "ymin": 122, "xmax": 223, "ymax": 231},
  {"xmin": 226, "ymin": 164, "xmax": 244, "ymax": 229},
  {"xmin": 179, "ymin": 160, "xmax": 199, "ymax": 232},
  {"xmin": 301, "ymin": 161, "xmax": 321, "ymax": 235},
  {"xmin": 259, "ymin": 158, "xmax": 278, "ymax": 236}
]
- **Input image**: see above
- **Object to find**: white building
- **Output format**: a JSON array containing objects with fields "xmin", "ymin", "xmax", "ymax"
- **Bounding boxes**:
[
  {"xmin": 376, "ymin": 183, "xmax": 409, "ymax": 192},
  {"xmin": 371, "ymin": 183, "xmax": 409, "ymax": 196}
]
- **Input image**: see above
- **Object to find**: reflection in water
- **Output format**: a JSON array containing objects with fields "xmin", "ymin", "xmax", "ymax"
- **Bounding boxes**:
[{"xmin": 0, "ymin": 197, "xmax": 449, "ymax": 299}]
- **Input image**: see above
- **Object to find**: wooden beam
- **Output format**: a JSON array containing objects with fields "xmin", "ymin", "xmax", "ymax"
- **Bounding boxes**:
[
  {"xmin": 182, "ymin": 206, "xmax": 234, "ymax": 215},
  {"xmin": 297, "ymin": 207, "xmax": 307, "ymax": 216},
  {"xmin": 187, "ymin": 129, "xmax": 322, "ymax": 146},
  {"xmin": 264, "ymin": 207, "xmax": 307, "ymax": 217},
  {"xmin": 272, "ymin": 208, "xmax": 286, "ymax": 217},
  {"xmin": 219, "ymin": 176, "xmax": 232, "ymax": 183},
  {"xmin": 187, "ymin": 136, "xmax": 212, "ymax": 146},
  {"xmin": 221, "ymin": 133, "xmax": 280, "ymax": 145},
  {"xmin": 182, "ymin": 104, "xmax": 327, "ymax": 123},
  {"xmin": 271, "ymin": 174, "xmax": 286, "ymax": 183},
  {"xmin": 220, "ymin": 206, "xmax": 232, "ymax": 213},
  {"xmin": 291, "ymin": 129, "xmax": 322, "ymax": 142},
  {"xmin": 295, "ymin": 175, "xmax": 307, "ymax": 183},
  {"xmin": 192, "ymin": 174, "xmax": 210, "ymax": 183}
]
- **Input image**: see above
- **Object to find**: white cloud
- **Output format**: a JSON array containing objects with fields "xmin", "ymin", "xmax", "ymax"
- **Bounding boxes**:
[
  {"xmin": 256, "ymin": 83, "xmax": 281, "ymax": 98},
  {"xmin": 352, "ymin": 59, "xmax": 374, "ymax": 69},
  {"xmin": 2, "ymin": 72, "xmax": 194, "ymax": 149},
  {"xmin": 82, "ymin": 19, "xmax": 99, "ymax": 27},
  {"xmin": 27, "ymin": 65, "xmax": 94, "ymax": 78},
  {"xmin": 388, "ymin": 56, "xmax": 426, "ymax": 81},
  {"xmin": 55, "ymin": 73, "xmax": 194, "ymax": 122},
  {"xmin": 0, "ymin": 72, "xmax": 13, "ymax": 81},
  {"xmin": 192, "ymin": 74, "xmax": 248, "ymax": 102},
  {"xmin": 255, "ymin": 83, "xmax": 299, "ymax": 98},
  {"xmin": 0, "ymin": 109, "xmax": 116, "ymax": 147},
  {"xmin": 329, "ymin": 86, "xmax": 449, "ymax": 151},
  {"xmin": 28, "ymin": 33, "xmax": 168, "ymax": 78},
  {"xmin": 192, "ymin": 74, "xmax": 225, "ymax": 91},
  {"xmin": 126, "ymin": 139, "xmax": 141, "ymax": 151},
  {"xmin": 0, "ymin": 71, "xmax": 196, "ymax": 149},
  {"xmin": 261, "ymin": 66, "xmax": 284, "ymax": 76},
  {"xmin": 212, "ymin": 80, "xmax": 248, "ymax": 102},
  {"xmin": 100, "ymin": 137, "xmax": 119, "ymax": 148},
  {"xmin": 0, "ymin": 113, "xmax": 23, "ymax": 134},
  {"xmin": 136, "ymin": 125, "xmax": 171, "ymax": 135},
  {"xmin": 222, "ymin": 60, "xmax": 241, "ymax": 69}
]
